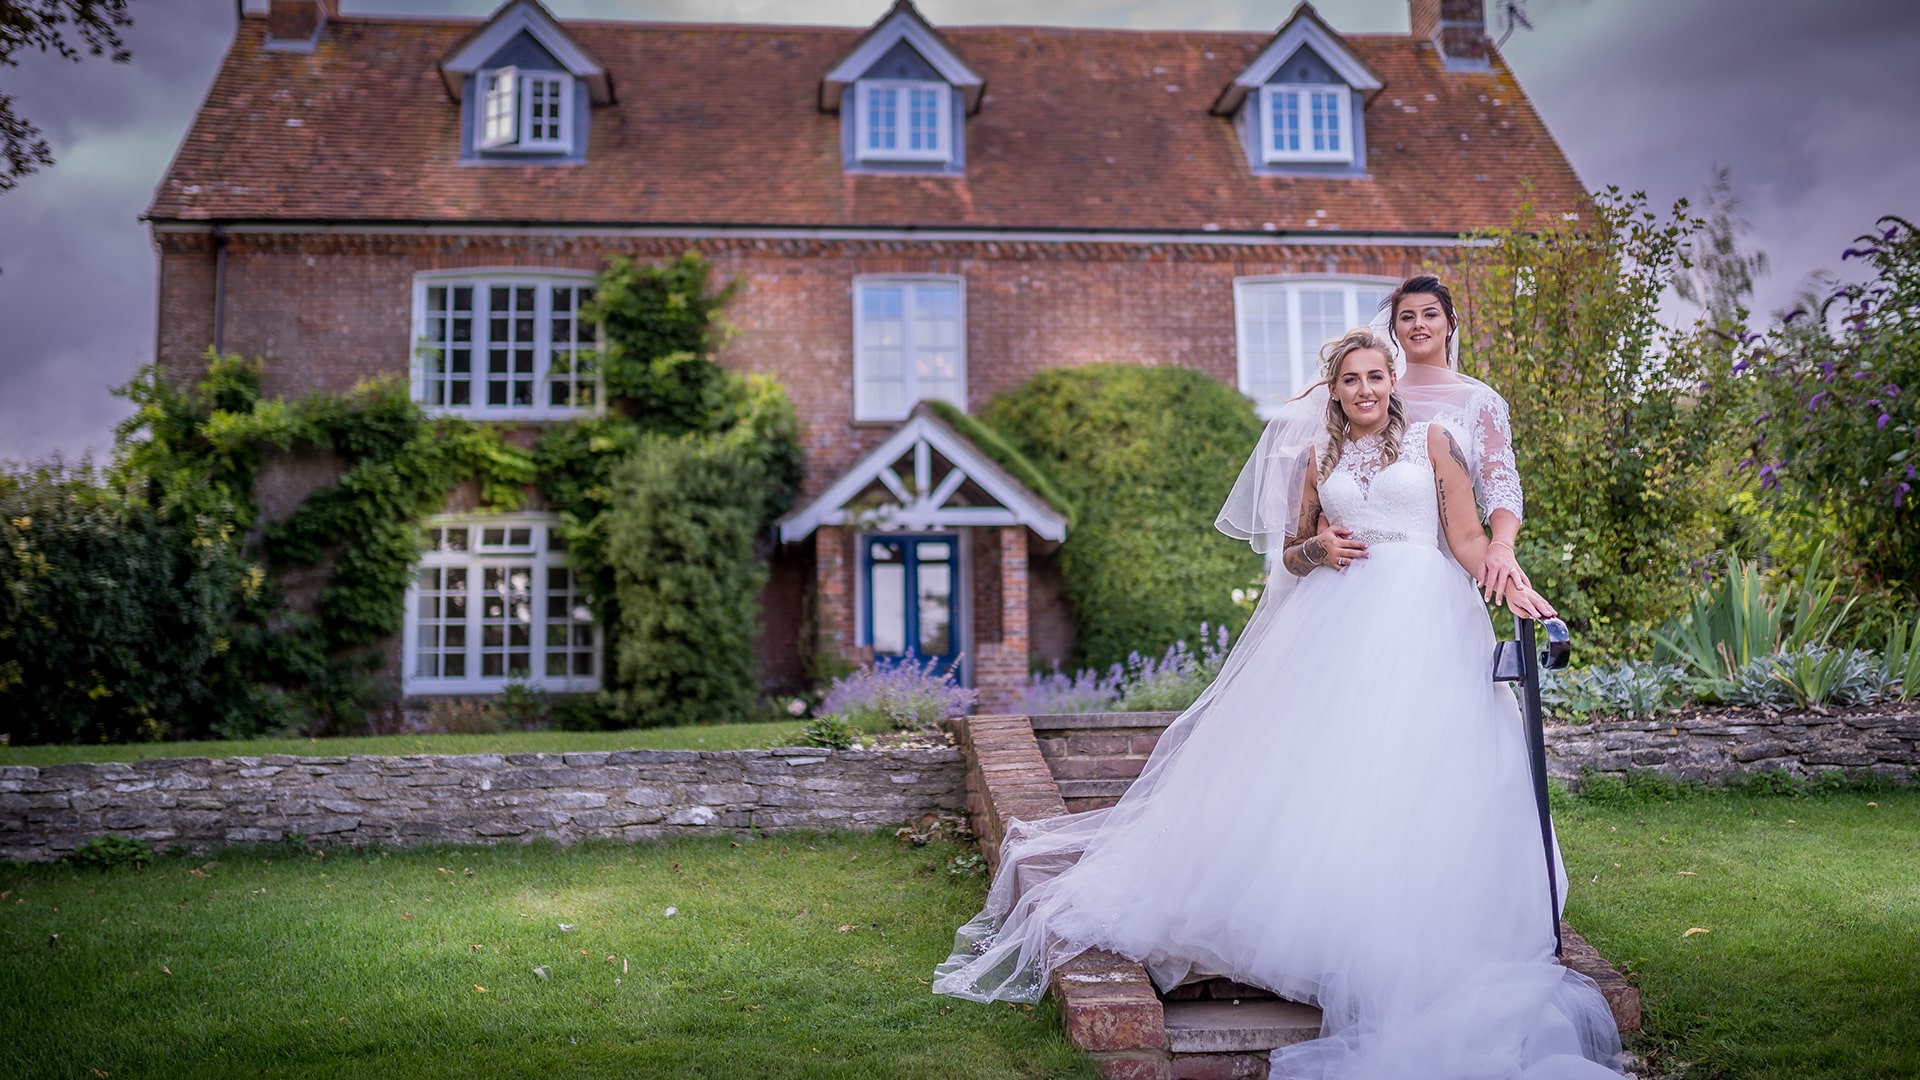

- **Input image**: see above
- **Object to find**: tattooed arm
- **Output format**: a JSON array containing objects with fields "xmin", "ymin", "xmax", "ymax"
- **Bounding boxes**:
[{"xmin": 1281, "ymin": 469, "xmax": 1369, "ymax": 577}]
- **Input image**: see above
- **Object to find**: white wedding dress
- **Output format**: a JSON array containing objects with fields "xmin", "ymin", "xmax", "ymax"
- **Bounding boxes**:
[{"xmin": 933, "ymin": 422, "xmax": 1623, "ymax": 1078}]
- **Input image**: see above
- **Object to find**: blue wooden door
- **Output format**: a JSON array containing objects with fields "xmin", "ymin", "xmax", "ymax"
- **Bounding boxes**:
[{"xmin": 863, "ymin": 535, "xmax": 959, "ymax": 676}]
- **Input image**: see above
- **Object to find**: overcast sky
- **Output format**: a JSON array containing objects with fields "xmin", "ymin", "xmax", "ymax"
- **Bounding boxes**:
[{"xmin": 2, "ymin": 0, "xmax": 1916, "ymax": 463}]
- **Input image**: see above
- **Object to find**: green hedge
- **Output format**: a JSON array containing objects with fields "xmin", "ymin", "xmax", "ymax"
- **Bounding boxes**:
[{"xmin": 979, "ymin": 365, "xmax": 1264, "ymax": 668}]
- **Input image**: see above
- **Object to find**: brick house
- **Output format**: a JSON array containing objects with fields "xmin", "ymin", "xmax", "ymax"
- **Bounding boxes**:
[{"xmin": 145, "ymin": 0, "xmax": 1584, "ymax": 713}]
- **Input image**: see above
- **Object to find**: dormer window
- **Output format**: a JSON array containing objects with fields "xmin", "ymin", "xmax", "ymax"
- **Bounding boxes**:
[
  {"xmin": 857, "ymin": 79, "xmax": 951, "ymax": 163},
  {"xmin": 1263, "ymin": 84, "xmax": 1350, "ymax": 164},
  {"xmin": 479, "ymin": 67, "xmax": 573, "ymax": 152}
]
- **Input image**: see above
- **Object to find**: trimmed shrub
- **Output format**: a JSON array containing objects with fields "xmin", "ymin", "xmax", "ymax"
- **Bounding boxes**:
[
  {"xmin": 602, "ymin": 436, "xmax": 770, "ymax": 728},
  {"xmin": 980, "ymin": 365, "xmax": 1265, "ymax": 669}
]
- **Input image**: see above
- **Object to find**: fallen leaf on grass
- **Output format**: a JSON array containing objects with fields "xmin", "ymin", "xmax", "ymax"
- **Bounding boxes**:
[
  {"xmin": 161, "ymin": 966, "xmax": 171, "ymax": 976},
  {"xmin": 1682, "ymin": 927, "xmax": 1710, "ymax": 938},
  {"xmin": 402, "ymin": 913, "xmax": 414, "ymax": 922},
  {"xmin": 622, "ymin": 958, "xmax": 628, "ymax": 974},
  {"xmin": 1868, "ymin": 802, "xmax": 1879, "ymax": 808},
  {"xmin": 474, "ymin": 985, "xmax": 488, "ymax": 993},
  {"xmin": 915, "ymin": 978, "xmax": 932, "ymax": 987},
  {"xmin": 1786, "ymin": 819, "xmax": 1797, "ymax": 825},
  {"xmin": 1677, "ymin": 871, "xmax": 1697, "ymax": 877},
  {"xmin": 90, "ymin": 1070, "xmax": 109, "ymax": 1078},
  {"xmin": 558, "ymin": 924, "xmax": 575, "ymax": 932},
  {"xmin": 744, "ymin": 1004, "xmax": 762, "ymax": 1012},
  {"xmin": 470, "ymin": 944, "xmax": 483, "ymax": 951},
  {"xmin": 837, "ymin": 925, "xmax": 854, "ymax": 933},
  {"xmin": 605, "ymin": 955, "xmax": 617, "ymax": 964},
  {"xmin": 532, "ymin": 966, "xmax": 550, "ymax": 981},
  {"xmin": 579, "ymin": 950, "xmax": 590, "ymax": 956},
  {"xmin": 663, "ymin": 907, "xmax": 677, "ymax": 918}
]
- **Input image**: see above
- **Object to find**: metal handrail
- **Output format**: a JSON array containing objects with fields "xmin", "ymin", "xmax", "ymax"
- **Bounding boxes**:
[{"xmin": 1493, "ymin": 615, "xmax": 1571, "ymax": 958}]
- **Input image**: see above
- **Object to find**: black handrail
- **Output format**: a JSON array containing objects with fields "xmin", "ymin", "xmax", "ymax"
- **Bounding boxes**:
[{"xmin": 1493, "ymin": 615, "xmax": 1570, "ymax": 958}]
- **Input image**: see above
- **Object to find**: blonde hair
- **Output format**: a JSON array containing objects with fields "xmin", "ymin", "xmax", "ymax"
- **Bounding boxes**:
[{"xmin": 1317, "ymin": 327, "xmax": 1405, "ymax": 480}]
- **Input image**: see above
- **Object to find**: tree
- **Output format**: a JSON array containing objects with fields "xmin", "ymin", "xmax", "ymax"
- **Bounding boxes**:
[
  {"xmin": 1452, "ymin": 189, "xmax": 1742, "ymax": 658},
  {"xmin": 1674, "ymin": 166, "xmax": 1770, "ymax": 334},
  {"xmin": 0, "ymin": 0, "xmax": 132, "ymax": 193}
]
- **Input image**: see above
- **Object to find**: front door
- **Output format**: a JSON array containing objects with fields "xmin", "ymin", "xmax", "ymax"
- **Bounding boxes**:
[{"xmin": 863, "ymin": 535, "xmax": 960, "ymax": 676}]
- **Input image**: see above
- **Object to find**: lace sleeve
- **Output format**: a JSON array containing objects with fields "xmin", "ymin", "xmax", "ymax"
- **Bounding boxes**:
[{"xmin": 1467, "ymin": 390, "xmax": 1524, "ymax": 523}]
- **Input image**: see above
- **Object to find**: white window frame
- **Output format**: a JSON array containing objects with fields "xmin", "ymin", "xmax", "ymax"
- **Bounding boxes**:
[
  {"xmin": 1233, "ymin": 276, "xmax": 1397, "ymax": 418},
  {"xmin": 1261, "ymin": 84, "xmax": 1352, "ymax": 164},
  {"xmin": 853, "ymin": 274, "xmax": 968, "ymax": 422},
  {"xmin": 854, "ymin": 78, "xmax": 952, "ymax": 163},
  {"xmin": 403, "ymin": 515, "xmax": 600, "ymax": 696},
  {"xmin": 411, "ymin": 270, "xmax": 603, "ymax": 420},
  {"xmin": 476, "ymin": 67, "xmax": 573, "ymax": 153}
]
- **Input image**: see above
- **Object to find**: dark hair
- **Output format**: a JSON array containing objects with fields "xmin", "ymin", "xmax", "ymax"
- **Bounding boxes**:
[{"xmin": 1384, "ymin": 274, "xmax": 1458, "ymax": 340}]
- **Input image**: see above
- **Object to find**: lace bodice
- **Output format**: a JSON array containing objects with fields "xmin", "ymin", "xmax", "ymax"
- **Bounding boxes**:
[{"xmin": 1318, "ymin": 423, "xmax": 1440, "ymax": 549}]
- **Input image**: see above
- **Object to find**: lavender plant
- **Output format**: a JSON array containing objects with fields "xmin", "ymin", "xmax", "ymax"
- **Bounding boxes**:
[
  {"xmin": 1015, "ymin": 664, "xmax": 1122, "ymax": 715},
  {"xmin": 1114, "ymin": 623, "xmax": 1233, "ymax": 713},
  {"xmin": 816, "ymin": 654, "xmax": 978, "ymax": 732}
]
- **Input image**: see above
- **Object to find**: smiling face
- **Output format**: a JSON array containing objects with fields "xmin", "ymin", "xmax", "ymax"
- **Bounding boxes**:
[
  {"xmin": 1332, "ymin": 347, "xmax": 1396, "ymax": 436},
  {"xmin": 1393, "ymin": 292, "xmax": 1454, "ymax": 368}
]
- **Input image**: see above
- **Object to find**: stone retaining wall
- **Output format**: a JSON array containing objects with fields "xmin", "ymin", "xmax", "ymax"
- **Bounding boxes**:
[
  {"xmin": 0, "ymin": 747, "xmax": 966, "ymax": 863},
  {"xmin": 1028, "ymin": 708, "xmax": 1920, "ymax": 796},
  {"xmin": 1543, "ymin": 709, "xmax": 1920, "ymax": 785}
]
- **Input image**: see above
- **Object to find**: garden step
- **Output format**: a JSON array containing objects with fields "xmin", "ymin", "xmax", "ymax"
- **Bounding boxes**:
[
  {"xmin": 1163, "ymin": 999, "xmax": 1323, "ymax": 1054},
  {"xmin": 1054, "ymin": 778, "xmax": 1135, "ymax": 801}
]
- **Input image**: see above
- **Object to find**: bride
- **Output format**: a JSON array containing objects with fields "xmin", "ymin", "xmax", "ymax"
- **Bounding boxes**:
[{"xmin": 932, "ymin": 322, "xmax": 1623, "ymax": 1077}]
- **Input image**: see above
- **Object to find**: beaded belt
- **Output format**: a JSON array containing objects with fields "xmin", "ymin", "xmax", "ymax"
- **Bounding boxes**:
[{"xmin": 1349, "ymin": 529, "xmax": 1413, "ymax": 545}]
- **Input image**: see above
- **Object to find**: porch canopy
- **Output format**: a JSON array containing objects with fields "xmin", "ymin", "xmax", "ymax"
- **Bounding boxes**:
[{"xmin": 777, "ymin": 402, "xmax": 1068, "ymax": 544}]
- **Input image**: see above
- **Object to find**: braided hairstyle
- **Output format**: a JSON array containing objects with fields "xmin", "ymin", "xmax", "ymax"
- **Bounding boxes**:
[{"xmin": 1317, "ymin": 327, "xmax": 1406, "ymax": 481}]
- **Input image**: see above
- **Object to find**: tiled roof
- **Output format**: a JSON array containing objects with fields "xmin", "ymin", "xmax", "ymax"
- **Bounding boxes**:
[{"xmin": 147, "ymin": 13, "xmax": 1586, "ymax": 233}]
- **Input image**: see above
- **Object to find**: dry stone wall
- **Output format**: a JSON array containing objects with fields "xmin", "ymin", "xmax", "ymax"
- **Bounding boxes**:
[
  {"xmin": 0, "ymin": 747, "xmax": 965, "ymax": 863},
  {"xmin": 1543, "ymin": 709, "xmax": 1920, "ymax": 785}
]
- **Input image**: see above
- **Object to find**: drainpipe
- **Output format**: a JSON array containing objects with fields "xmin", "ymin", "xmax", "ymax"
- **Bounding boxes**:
[{"xmin": 212, "ymin": 223, "xmax": 228, "ymax": 355}]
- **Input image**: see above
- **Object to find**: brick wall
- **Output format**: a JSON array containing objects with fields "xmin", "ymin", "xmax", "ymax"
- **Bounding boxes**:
[{"xmin": 154, "ymin": 230, "xmax": 1442, "ymax": 695}]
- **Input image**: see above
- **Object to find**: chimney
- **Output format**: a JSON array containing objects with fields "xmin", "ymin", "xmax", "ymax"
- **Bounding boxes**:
[
  {"xmin": 265, "ymin": 0, "xmax": 332, "ymax": 54},
  {"xmin": 1411, "ymin": 0, "xmax": 1492, "ymax": 71}
]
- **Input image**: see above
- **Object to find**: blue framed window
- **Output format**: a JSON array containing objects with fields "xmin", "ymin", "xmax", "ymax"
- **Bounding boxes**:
[{"xmin": 862, "ymin": 535, "xmax": 959, "ymax": 675}]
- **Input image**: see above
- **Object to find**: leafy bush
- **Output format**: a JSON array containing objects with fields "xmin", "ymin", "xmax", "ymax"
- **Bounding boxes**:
[
  {"xmin": 1016, "ymin": 664, "xmax": 1121, "ymax": 715},
  {"xmin": 1746, "ymin": 216, "xmax": 1920, "ymax": 603},
  {"xmin": 602, "ymin": 436, "xmax": 769, "ymax": 728},
  {"xmin": 980, "ymin": 365, "xmax": 1264, "ymax": 669},
  {"xmin": 66, "ymin": 834, "xmax": 154, "ymax": 871},
  {"xmin": 1541, "ymin": 661, "xmax": 1687, "ymax": 721},
  {"xmin": 817, "ymin": 654, "xmax": 978, "ymax": 732},
  {"xmin": 797, "ymin": 715, "xmax": 860, "ymax": 750},
  {"xmin": 1452, "ymin": 190, "xmax": 1744, "ymax": 658},
  {"xmin": 0, "ymin": 462, "xmax": 261, "ymax": 745}
]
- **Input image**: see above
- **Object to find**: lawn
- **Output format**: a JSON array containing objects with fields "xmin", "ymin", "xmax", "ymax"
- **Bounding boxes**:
[
  {"xmin": 0, "ymin": 720, "xmax": 814, "ymax": 767},
  {"xmin": 1556, "ymin": 783, "xmax": 1920, "ymax": 1079},
  {"xmin": 0, "ymin": 830, "xmax": 1096, "ymax": 1080}
]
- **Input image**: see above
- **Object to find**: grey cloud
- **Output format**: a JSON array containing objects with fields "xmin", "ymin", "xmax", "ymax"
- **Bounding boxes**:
[{"xmin": 3, "ymin": 0, "xmax": 1916, "ymax": 460}]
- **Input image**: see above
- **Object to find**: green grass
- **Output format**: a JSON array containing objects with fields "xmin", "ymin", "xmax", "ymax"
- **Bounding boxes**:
[
  {"xmin": 0, "ymin": 831, "xmax": 1096, "ymax": 1080},
  {"xmin": 0, "ymin": 721, "xmax": 814, "ymax": 766},
  {"xmin": 1557, "ymin": 785, "xmax": 1920, "ymax": 1079}
]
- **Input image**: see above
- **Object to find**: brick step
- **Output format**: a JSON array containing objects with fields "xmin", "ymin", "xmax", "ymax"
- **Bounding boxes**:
[{"xmin": 1164, "ymin": 999, "xmax": 1322, "ymax": 1055}]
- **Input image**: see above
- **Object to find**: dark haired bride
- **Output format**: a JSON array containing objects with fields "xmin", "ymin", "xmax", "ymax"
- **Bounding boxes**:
[{"xmin": 933, "ymin": 293, "xmax": 1623, "ymax": 1077}]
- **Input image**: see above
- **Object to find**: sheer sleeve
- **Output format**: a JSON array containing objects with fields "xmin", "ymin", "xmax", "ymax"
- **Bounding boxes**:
[{"xmin": 1467, "ymin": 390, "xmax": 1525, "ymax": 523}]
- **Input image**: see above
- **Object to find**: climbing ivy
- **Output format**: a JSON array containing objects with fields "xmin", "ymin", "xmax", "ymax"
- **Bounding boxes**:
[
  {"xmin": 106, "ymin": 352, "xmax": 535, "ymax": 730},
  {"xmin": 14, "ymin": 251, "xmax": 800, "ymax": 742}
]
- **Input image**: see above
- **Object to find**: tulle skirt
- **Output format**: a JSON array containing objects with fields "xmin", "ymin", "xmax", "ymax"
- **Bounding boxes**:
[{"xmin": 933, "ymin": 541, "xmax": 1623, "ymax": 1078}]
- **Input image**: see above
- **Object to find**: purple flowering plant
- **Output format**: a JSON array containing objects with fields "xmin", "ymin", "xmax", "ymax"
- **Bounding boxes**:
[
  {"xmin": 1016, "ymin": 623, "xmax": 1234, "ymax": 714},
  {"xmin": 1744, "ymin": 215, "xmax": 1919, "ymax": 591},
  {"xmin": 816, "ymin": 653, "xmax": 978, "ymax": 732}
]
